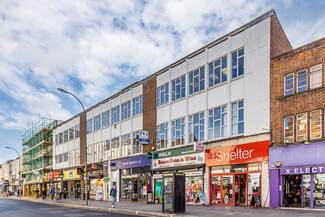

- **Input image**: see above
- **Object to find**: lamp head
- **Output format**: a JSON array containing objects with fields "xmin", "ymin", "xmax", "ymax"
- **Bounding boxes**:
[
  {"xmin": 57, "ymin": 88, "xmax": 68, "ymax": 93},
  {"xmin": 5, "ymin": 146, "xmax": 10, "ymax": 149}
]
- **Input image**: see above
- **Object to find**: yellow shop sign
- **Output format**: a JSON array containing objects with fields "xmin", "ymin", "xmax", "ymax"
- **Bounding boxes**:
[{"xmin": 63, "ymin": 169, "xmax": 80, "ymax": 180}]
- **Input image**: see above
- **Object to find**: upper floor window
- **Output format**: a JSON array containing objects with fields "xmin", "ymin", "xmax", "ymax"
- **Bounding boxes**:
[
  {"xmin": 102, "ymin": 110, "xmax": 110, "ymax": 128},
  {"xmin": 69, "ymin": 128, "xmax": 74, "ymax": 140},
  {"xmin": 157, "ymin": 83, "xmax": 169, "ymax": 107},
  {"xmin": 172, "ymin": 75, "xmax": 185, "ymax": 101},
  {"xmin": 284, "ymin": 73, "xmax": 294, "ymax": 96},
  {"xmin": 111, "ymin": 137, "xmax": 120, "ymax": 158},
  {"xmin": 111, "ymin": 106, "xmax": 120, "ymax": 124},
  {"xmin": 209, "ymin": 56, "xmax": 227, "ymax": 87},
  {"xmin": 172, "ymin": 118, "xmax": 185, "ymax": 147},
  {"xmin": 87, "ymin": 119, "xmax": 92, "ymax": 133},
  {"xmin": 133, "ymin": 96, "xmax": 143, "ymax": 116},
  {"xmin": 102, "ymin": 140, "xmax": 110, "ymax": 160},
  {"xmin": 231, "ymin": 100, "xmax": 244, "ymax": 135},
  {"xmin": 231, "ymin": 48, "xmax": 244, "ymax": 79},
  {"xmin": 94, "ymin": 115, "xmax": 101, "ymax": 131},
  {"xmin": 310, "ymin": 110, "xmax": 322, "ymax": 140},
  {"xmin": 310, "ymin": 64, "xmax": 322, "ymax": 89},
  {"xmin": 55, "ymin": 135, "xmax": 58, "ymax": 145},
  {"xmin": 157, "ymin": 123, "xmax": 169, "ymax": 150},
  {"xmin": 87, "ymin": 144, "xmax": 92, "ymax": 163},
  {"xmin": 121, "ymin": 101, "xmax": 131, "ymax": 121},
  {"xmin": 189, "ymin": 66, "xmax": 205, "ymax": 95},
  {"xmin": 284, "ymin": 116, "xmax": 294, "ymax": 143},
  {"xmin": 64, "ymin": 130, "xmax": 68, "ymax": 142},
  {"xmin": 208, "ymin": 105, "xmax": 227, "ymax": 140},
  {"xmin": 75, "ymin": 125, "xmax": 80, "ymax": 138},
  {"xmin": 296, "ymin": 113, "xmax": 307, "ymax": 142},
  {"xmin": 297, "ymin": 69, "xmax": 307, "ymax": 93},
  {"xmin": 189, "ymin": 112, "xmax": 204, "ymax": 143},
  {"xmin": 121, "ymin": 134, "xmax": 131, "ymax": 156},
  {"xmin": 132, "ymin": 131, "xmax": 143, "ymax": 154}
]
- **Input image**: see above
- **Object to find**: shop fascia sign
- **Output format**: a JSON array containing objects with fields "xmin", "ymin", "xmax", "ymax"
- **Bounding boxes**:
[
  {"xmin": 205, "ymin": 140, "xmax": 269, "ymax": 166},
  {"xmin": 152, "ymin": 145, "xmax": 205, "ymax": 169},
  {"xmin": 280, "ymin": 166, "xmax": 325, "ymax": 175},
  {"xmin": 153, "ymin": 145, "xmax": 200, "ymax": 159}
]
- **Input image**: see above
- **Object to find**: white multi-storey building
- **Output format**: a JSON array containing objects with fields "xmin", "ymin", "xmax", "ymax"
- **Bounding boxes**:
[{"xmin": 53, "ymin": 10, "xmax": 292, "ymax": 207}]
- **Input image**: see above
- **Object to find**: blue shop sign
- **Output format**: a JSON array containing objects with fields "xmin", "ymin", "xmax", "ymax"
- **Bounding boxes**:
[{"xmin": 111, "ymin": 155, "xmax": 151, "ymax": 170}]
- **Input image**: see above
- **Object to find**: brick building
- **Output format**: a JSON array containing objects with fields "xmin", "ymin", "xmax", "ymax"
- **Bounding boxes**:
[{"xmin": 269, "ymin": 38, "xmax": 325, "ymax": 208}]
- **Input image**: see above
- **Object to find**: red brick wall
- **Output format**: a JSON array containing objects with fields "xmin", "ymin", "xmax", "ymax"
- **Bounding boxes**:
[
  {"xmin": 270, "ymin": 16, "xmax": 292, "ymax": 58},
  {"xmin": 79, "ymin": 113, "xmax": 86, "ymax": 164},
  {"xmin": 142, "ymin": 76, "xmax": 157, "ymax": 153},
  {"xmin": 270, "ymin": 38, "xmax": 325, "ymax": 146}
]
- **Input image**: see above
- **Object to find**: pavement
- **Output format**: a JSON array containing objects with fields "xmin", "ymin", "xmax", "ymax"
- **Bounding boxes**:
[{"xmin": 1, "ymin": 196, "xmax": 325, "ymax": 217}]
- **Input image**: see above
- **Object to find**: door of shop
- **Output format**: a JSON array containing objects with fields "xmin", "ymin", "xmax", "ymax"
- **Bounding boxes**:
[
  {"xmin": 211, "ymin": 174, "xmax": 247, "ymax": 206},
  {"xmin": 283, "ymin": 174, "xmax": 311, "ymax": 208}
]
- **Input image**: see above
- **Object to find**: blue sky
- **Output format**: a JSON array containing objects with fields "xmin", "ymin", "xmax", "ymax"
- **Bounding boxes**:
[{"xmin": 0, "ymin": 0, "xmax": 324, "ymax": 164}]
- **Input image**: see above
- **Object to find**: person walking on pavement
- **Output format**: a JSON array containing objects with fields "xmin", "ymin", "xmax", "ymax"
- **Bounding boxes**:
[
  {"xmin": 63, "ymin": 188, "xmax": 67, "ymax": 199},
  {"xmin": 42, "ymin": 189, "xmax": 46, "ymax": 200},
  {"xmin": 50, "ymin": 188, "xmax": 55, "ymax": 200},
  {"xmin": 110, "ymin": 185, "xmax": 117, "ymax": 208}
]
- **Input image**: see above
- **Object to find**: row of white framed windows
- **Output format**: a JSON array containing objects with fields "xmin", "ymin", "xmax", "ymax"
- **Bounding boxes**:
[
  {"xmin": 188, "ymin": 112, "xmax": 204, "ymax": 143},
  {"xmin": 209, "ymin": 55, "xmax": 227, "ymax": 87},
  {"xmin": 156, "ymin": 100, "xmax": 244, "ymax": 150},
  {"xmin": 56, "ymin": 149, "xmax": 80, "ymax": 167},
  {"xmin": 133, "ymin": 95, "xmax": 143, "ymax": 116},
  {"xmin": 157, "ymin": 83, "xmax": 169, "ymax": 107},
  {"xmin": 158, "ymin": 48, "xmax": 244, "ymax": 107},
  {"xmin": 87, "ymin": 119, "xmax": 93, "ymax": 133},
  {"xmin": 284, "ymin": 64, "xmax": 323, "ymax": 96},
  {"xmin": 172, "ymin": 75, "xmax": 186, "ymax": 102},
  {"xmin": 94, "ymin": 115, "xmax": 101, "ymax": 131},
  {"xmin": 284, "ymin": 110, "xmax": 322, "ymax": 143},
  {"xmin": 189, "ymin": 66, "xmax": 205, "ymax": 95},
  {"xmin": 57, "ymin": 125, "xmax": 80, "ymax": 145},
  {"xmin": 121, "ymin": 101, "xmax": 131, "ymax": 121},
  {"xmin": 172, "ymin": 118, "xmax": 185, "ymax": 147},
  {"xmin": 208, "ymin": 105, "xmax": 227, "ymax": 140},
  {"xmin": 157, "ymin": 123, "xmax": 169, "ymax": 150}
]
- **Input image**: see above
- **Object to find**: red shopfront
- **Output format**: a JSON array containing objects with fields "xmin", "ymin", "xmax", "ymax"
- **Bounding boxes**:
[{"xmin": 205, "ymin": 140, "xmax": 269, "ymax": 206}]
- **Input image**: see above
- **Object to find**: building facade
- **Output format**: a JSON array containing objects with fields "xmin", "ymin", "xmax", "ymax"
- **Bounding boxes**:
[
  {"xmin": 22, "ymin": 118, "xmax": 59, "ymax": 197},
  {"xmin": 52, "ymin": 10, "xmax": 300, "ymax": 207},
  {"xmin": 269, "ymin": 38, "xmax": 325, "ymax": 208}
]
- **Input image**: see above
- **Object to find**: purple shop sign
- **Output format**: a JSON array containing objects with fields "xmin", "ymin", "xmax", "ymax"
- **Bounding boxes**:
[
  {"xmin": 270, "ymin": 142, "xmax": 325, "ymax": 169},
  {"xmin": 111, "ymin": 155, "xmax": 151, "ymax": 170},
  {"xmin": 280, "ymin": 166, "xmax": 325, "ymax": 175}
]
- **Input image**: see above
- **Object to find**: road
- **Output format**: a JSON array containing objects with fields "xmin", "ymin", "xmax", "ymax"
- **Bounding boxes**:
[{"xmin": 0, "ymin": 198, "xmax": 145, "ymax": 217}]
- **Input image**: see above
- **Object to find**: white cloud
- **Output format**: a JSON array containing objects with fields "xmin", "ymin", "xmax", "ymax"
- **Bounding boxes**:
[{"xmin": 0, "ymin": 0, "xmax": 322, "ymax": 133}]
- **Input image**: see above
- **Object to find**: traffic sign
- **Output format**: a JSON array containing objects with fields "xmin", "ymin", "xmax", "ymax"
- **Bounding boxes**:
[
  {"xmin": 146, "ymin": 152, "xmax": 153, "ymax": 160},
  {"xmin": 139, "ymin": 130, "xmax": 149, "ymax": 144}
]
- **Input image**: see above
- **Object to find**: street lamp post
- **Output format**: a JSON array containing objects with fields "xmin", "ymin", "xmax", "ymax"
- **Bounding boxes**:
[
  {"xmin": 5, "ymin": 146, "xmax": 21, "ymax": 198},
  {"xmin": 57, "ymin": 88, "xmax": 88, "ymax": 206}
]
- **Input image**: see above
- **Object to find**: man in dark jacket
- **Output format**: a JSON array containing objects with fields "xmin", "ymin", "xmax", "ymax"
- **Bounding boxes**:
[{"xmin": 110, "ymin": 185, "xmax": 117, "ymax": 208}]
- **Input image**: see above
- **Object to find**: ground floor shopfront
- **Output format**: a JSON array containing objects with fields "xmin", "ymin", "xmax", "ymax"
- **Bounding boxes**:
[
  {"xmin": 270, "ymin": 142, "xmax": 325, "ymax": 209},
  {"xmin": 110, "ymin": 155, "xmax": 152, "ymax": 203},
  {"xmin": 205, "ymin": 140, "xmax": 269, "ymax": 207},
  {"xmin": 152, "ymin": 145, "xmax": 205, "ymax": 205},
  {"xmin": 62, "ymin": 169, "xmax": 82, "ymax": 199}
]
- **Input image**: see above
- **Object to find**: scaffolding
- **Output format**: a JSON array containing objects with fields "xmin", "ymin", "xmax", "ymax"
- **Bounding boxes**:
[{"xmin": 22, "ymin": 117, "xmax": 60, "ymax": 183}]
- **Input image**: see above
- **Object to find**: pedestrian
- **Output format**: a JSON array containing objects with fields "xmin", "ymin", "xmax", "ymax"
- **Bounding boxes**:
[
  {"xmin": 110, "ymin": 185, "xmax": 117, "ymax": 208},
  {"xmin": 50, "ymin": 188, "xmax": 55, "ymax": 200},
  {"xmin": 35, "ymin": 189, "xmax": 39, "ymax": 199},
  {"xmin": 63, "ymin": 188, "xmax": 67, "ymax": 199},
  {"xmin": 42, "ymin": 189, "xmax": 46, "ymax": 200}
]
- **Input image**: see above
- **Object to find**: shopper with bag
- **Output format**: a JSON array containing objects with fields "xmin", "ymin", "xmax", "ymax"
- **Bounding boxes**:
[{"xmin": 110, "ymin": 185, "xmax": 117, "ymax": 208}]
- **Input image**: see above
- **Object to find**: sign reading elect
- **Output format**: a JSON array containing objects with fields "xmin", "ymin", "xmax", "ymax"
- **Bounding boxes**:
[
  {"xmin": 280, "ymin": 166, "xmax": 325, "ymax": 175},
  {"xmin": 205, "ymin": 140, "xmax": 269, "ymax": 166}
]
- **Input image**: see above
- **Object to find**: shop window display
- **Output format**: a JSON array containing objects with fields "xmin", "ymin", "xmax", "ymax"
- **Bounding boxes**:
[
  {"xmin": 313, "ymin": 174, "xmax": 325, "ymax": 208},
  {"xmin": 155, "ymin": 179, "xmax": 163, "ymax": 203},
  {"xmin": 185, "ymin": 176, "xmax": 203, "ymax": 204}
]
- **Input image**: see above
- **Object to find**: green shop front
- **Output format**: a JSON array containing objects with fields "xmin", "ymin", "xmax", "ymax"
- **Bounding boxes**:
[{"xmin": 152, "ymin": 145, "xmax": 205, "ymax": 204}]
